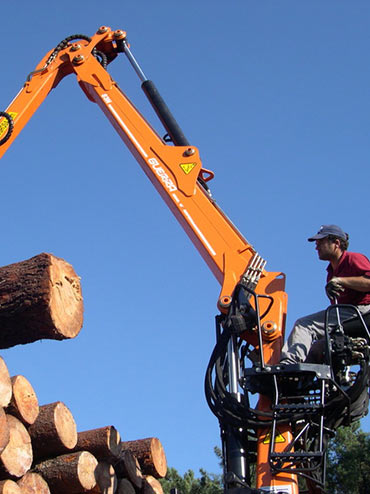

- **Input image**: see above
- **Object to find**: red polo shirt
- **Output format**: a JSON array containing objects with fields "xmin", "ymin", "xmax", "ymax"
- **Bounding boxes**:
[{"xmin": 327, "ymin": 251, "xmax": 370, "ymax": 305}]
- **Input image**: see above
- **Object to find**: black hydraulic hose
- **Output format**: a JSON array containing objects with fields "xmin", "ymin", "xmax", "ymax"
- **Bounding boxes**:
[{"xmin": 204, "ymin": 327, "xmax": 277, "ymax": 428}]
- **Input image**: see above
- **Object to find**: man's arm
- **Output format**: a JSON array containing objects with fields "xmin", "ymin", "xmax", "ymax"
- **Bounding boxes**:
[{"xmin": 331, "ymin": 275, "xmax": 370, "ymax": 293}]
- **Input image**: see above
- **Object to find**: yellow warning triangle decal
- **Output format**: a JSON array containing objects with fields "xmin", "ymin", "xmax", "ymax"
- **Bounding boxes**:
[
  {"xmin": 263, "ymin": 430, "xmax": 286, "ymax": 444},
  {"xmin": 180, "ymin": 162, "xmax": 196, "ymax": 175}
]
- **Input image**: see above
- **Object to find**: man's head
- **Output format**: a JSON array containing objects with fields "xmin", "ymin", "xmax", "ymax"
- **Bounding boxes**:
[{"xmin": 308, "ymin": 224, "xmax": 349, "ymax": 262}]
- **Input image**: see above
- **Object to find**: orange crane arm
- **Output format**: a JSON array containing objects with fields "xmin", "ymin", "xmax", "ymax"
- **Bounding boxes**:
[
  {"xmin": 0, "ymin": 27, "xmax": 297, "ymax": 493},
  {"xmin": 0, "ymin": 27, "xmax": 285, "ymax": 324}
]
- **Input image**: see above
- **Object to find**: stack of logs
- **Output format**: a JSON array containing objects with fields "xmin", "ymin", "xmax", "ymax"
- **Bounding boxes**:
[{"xmin": 0, "ymin": 254, "xmax": 168, "ymax": 494}]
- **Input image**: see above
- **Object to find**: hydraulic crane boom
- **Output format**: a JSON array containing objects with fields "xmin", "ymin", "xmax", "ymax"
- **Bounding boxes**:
[
  {"xmin": 5, "ymin": 26, "xmax": 368, "ymax": 494},
  {"xmin": 0, "ymin": 26, "xmax": 295, "ymax": 494},
  {"xmin": 0, "ymin": 27, "xmax": 286, "ymax": 320}
]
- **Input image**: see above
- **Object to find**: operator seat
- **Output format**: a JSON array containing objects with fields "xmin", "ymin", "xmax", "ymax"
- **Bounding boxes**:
[{"xmin": 342, "ymin": 310, "xmax": 370, "ymax": 338}]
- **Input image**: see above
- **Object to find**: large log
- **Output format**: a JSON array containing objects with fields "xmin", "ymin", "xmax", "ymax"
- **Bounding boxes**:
[
  {"xmin": 114, "ymin": 449, "xmax": 142, "ymax": 489},
  {"xmin": 0, "ymin": 358, "xmax": 12, "ymax": 408},
  {"xmin": 73, "ymin": 426, "xmax": 121, "ymax": 462},
  {"xmin": 0, "ymin": 415, "xmax": 32, "ymax": 479},
  {"xmin": 0, "ymin": 253, "xmax": 83, "ymax": 348},
  {"xmin": 121, "ymin": 438, "xmax": 167, "ymax": 478},
  {"xmin": 6, "ymin": 376, "xmax": 39, "ymax": 426},
  {"xmin": 33, "ymin": 451, "xmax": 98, "ymax": 494},
  {"xmin": 28, "ymin": 402, "xmax": 77, "ymax": 459},
  {"xmin": 17, "ymin": 472, "xmax": 50, "ymax": 494},
  {"xmin": 0, "ymin": 409, "xmax": 10, "ymax": 455},
  {"xmin": 0, "ymin": 480, "xmax": 21, "ymax": 494}
]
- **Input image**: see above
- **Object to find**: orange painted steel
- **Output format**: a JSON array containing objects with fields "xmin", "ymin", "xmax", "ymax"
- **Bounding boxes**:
[{"xmin": 0, "ymin": 27, "xmax": 298, "ymax": 492}]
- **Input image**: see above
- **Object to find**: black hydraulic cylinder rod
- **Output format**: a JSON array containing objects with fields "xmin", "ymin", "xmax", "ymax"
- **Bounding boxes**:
[
  {"xmin": 142, "ymin": 80, "xmax": 190, "ymax": 146},
  {"xmin": 223, "ymin": 425, "xmax": 250, "ymax": 489}
]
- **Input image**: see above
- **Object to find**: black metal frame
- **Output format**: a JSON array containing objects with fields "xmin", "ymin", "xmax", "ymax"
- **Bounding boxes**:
[{"xmin": 205, "ymin": 287, "xmax": 370, "ymax": 494}]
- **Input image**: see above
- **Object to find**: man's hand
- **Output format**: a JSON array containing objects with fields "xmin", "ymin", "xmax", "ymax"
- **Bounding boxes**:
[{"xmin": 325, "ymin": 277, "xmax": 344, "ymax": 300}]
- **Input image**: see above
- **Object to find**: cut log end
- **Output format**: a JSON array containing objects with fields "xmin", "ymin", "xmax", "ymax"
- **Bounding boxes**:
[
  {"xmin": 0, "ymin": 479, "xmax": 21, "ymax": 494},
  {"xmin": 28, "ymin": 401, "xmax": 77, "ymax": 460},
  {"xmin": 34, "ymin": 451, "xmax": 98, "ymax": 494},
  {"xmin": 142, "ymin": 475, "xmax": 164, "ymax": 494},
  {"xmin": 7, "ymin": 375, "xmax": 39, "ymax": 426},
  {"xmin": 0, "ymin": 415, "xmax": 32, "ymax": 479},
  {"xmin": 0, "ymin": 358, "xmax": 12, "ymax": 408},
  {"xmin": 77, "ymin": 452, "xmax": 99, "ymax": 490},
  {"xmin": 0, "ymin": 408, "xmax": 10, "ymax": 455},
  {"xmin": 49, "ymin": 256, "xmax": 83, "ymax": 338},
  {"xmin": 121, "ymin": 438, "xmax": 167, "ymax": 478},
  {"xmin": 17, "ymin": 472, "xmax": 50, "ymax": 494}
]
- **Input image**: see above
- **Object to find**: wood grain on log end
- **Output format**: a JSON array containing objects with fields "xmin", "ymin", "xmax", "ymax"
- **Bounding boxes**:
[
  {"xmin": 121, "ymin": 438, "xmax": 167, "ymax": 478},
  {"xmin": 0, "ymin": 409, "xmax": 10, "ymax": 455},
  {"xmin": 0, "ymin": 479, "xmax": 21, "ymax": 494},
  {"xmin": 17, "ymin": 472, "xmax": 50, "ymax": 494},
  {"xmin": 7, "ymin": 376, "xmax": 39, "ymax": 426},
  {"xmin": 28, "ymin": 402, "xmax": 77, "ymax": 459},
  {"xmin": 49, "ymin": 254, "xmax": 83, "ymax": 338},
  {"xmin": 0, "ymin": 253, "xmax": 83, "ymax": 348},
  {"xmin": 0, "ymin": 358, "xmax": 12, "ymax": 408},
  {"xmin": 0, "ymin": 415, "xmax": 32, "ymax": 479},
  {"xmin": 142, "ymin": 475, "xmax": 164, "ymax": 494}
]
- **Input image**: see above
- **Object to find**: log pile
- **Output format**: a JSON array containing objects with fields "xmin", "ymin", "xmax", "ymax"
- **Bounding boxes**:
[{"xmin": 0, "ymin": 254, "xmax": 168, "ymax": 493}]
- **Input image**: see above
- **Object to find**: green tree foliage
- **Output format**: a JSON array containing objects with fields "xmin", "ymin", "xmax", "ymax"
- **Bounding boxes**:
[
  {"xmin": 325, "ymin": 422, "xmax": 370, "ymax": 494},
  {"xmin": 160, "ymin": 466, "xmax": 223, "ymax": 494}
]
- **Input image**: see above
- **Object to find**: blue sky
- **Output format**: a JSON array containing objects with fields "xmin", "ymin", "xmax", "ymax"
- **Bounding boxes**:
[{"xmin": 0, "ymin": 1, "xmax": 370, "ymax": 476}]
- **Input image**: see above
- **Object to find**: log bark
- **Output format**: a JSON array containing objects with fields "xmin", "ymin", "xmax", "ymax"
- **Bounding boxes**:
[
  {"xmin": 87, "ymin": 462, "xmax": 117, "ymax": 494},
  {"xmin": 28, "ymin": 402, "xmax": 77, "ymax": 459},
  {"xmin": 16, "ymin": 472, "xmax": 50, "ymax": 494},
  {"xmin": 116, "ymin": 478, "xmax": 135, "ymax": 494},
  {"xmin": 121, "ymin": 438, "xmax": 167, "ymax": 478},
  {"xmin": 73, "ymin": 426, "xmax": 121, "ymax": 462},
  {"xmin": 0, "ymin": 415, "xmax": 32, "ymax": 479},
  {"xmin": 33, "ymin": 451, "xmax": 98, "ymax": 494},
  {"xmin": 0, "ymin": 253, "xmax": 83, "ymax": 348},
  {"xmin": 0, "ymin": 480, "xmax": 21, "ymax": 494},
  {"xmin": 0, "ymin": 409, "xmax": 10, "ymax": 455},
  {"xmin": 0, "ymin": 358, "xmax": 12, "ymax": 408},
  {"xmin": 6, "ymin": 376, "xmax": 39, "ymax": 426},
  {"xmin": 142, "ymin": 476, "xmax": 163, "ymax": 494},
  {"xmin": 114, "ymin": 449, "xmax": 142, "ymax": 489}
]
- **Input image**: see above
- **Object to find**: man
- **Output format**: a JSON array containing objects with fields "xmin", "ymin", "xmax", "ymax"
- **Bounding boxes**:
[{"xmin": 280, "ymin": 224, "xmax": 370, "ymax": 365}]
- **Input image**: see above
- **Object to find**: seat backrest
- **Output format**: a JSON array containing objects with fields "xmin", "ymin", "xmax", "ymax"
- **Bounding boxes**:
[{"xmin": 342, "ymin": 311, "xmax": 370, "ymax": 338}]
